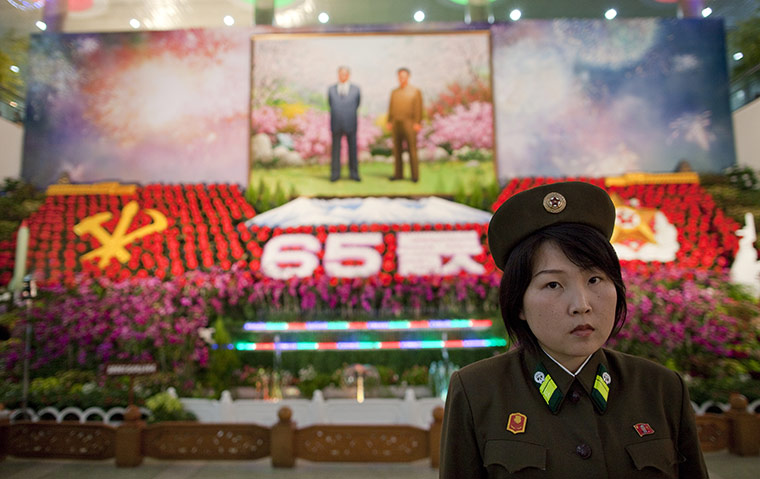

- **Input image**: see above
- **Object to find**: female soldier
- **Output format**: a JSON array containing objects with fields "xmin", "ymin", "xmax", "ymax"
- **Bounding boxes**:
[{"xmin": 440, "ymin": 182, "xmax": 707, "ymax": 478}]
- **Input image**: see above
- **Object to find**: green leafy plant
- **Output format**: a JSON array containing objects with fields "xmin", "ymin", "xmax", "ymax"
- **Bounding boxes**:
[
  {"xmin": 205, "ymin": 317, "xmax": 240, "ymax": 395},
  {"xmin": 145, "ymin": 391, "xmax": 196, "ymax": 423}
]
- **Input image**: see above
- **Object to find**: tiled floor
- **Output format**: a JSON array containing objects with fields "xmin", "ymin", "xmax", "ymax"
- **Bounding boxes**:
[{"xmin": 0, "ymin": 451, "xmax": 758, "ymax": 478}]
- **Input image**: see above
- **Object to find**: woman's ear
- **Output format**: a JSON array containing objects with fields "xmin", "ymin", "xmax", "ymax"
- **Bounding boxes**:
[{"xmin": 518, "ymin": 309, "xmax": 526, "ymax": 321}]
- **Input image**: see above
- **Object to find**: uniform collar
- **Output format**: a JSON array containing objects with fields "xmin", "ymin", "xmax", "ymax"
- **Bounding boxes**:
[{"xmin": 526, "ymin": 348, "xmax": 611, "ymax": 415}]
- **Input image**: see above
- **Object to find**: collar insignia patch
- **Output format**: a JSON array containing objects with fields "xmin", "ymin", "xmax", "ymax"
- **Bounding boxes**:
[
  {"xmin": 591, "ymin": 363, "xmax": 610, "ymax": 413},
  {"xmin": 633, "ymin": 423, "xmax": 655, "ymax": 437},
  {"xmin": 532, "ymin": 362, "xmax": 562, "ymax": 413},
  {"xmin": 507, "ymin": 413, "xmax": 527, "ymax": 434}
]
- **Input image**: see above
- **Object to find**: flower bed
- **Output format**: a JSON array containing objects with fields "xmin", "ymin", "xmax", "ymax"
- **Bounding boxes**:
[
  {"xmin": 1, "ymin": 177, "xmax": 757, "ymax": 399},
  {"xmin": 13, "ymin": 184, "xmax": 255, "ymax": 285},
  {"xmin": 493, "ymin": 177, "xmax": 741, "ymax": 270}
]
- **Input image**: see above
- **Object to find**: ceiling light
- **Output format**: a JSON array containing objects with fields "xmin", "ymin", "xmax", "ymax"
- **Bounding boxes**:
[
  {"xmin": 35, "ymin": 20, "xmax": 46, "ymax": 31},
  {"xmin": 318, "ymin": 12, "xmax": 329, "ymax": 23},
  {"xmin": 509, "ymin": 9, "xmax": 521, "ymax": 21},
  {"xmin": 605, "ymin": 9, "xmax": 617, "ymax": 20},
  {"xmin": 701, "ymin": 8, "xmax": 712, "ymax": 18},
  {"xmin": 129, "ymin": 18, "xmax": 140, "ymax": 29},
  {"xmin": 733, "ymin": 52, "xmax": 744, "ymax": 61},
  {"xmin": 10, "ymin": 65, "xmax": 20, "ymax": 73},
  {"xmin": 223, "ymin": 15, "xmax": 235, "ymax": 26},
  {"xmin": 414, "ymin": 10, "xmax": 425, "ymax": 22}
]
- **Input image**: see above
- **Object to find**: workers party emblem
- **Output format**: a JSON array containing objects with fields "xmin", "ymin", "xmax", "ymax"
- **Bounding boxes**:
[
  {"xmin": 633, "ymin": 423, "xmax": 655, "ymax": 437},
  {"xmin": 506, "ymin": 413, "xmax": 527, "ymax": 434}
]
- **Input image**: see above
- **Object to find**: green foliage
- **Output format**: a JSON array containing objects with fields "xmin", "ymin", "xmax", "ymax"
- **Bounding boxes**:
[
  {"xmin": 451, "ymin": 176, "xmax": 503, "ymax": 212},
  {"xmin": 0, "ymin": 31, "xmax": 28, "ymax": 105},
  {"xmin": 687, "ymin": 375, "xmax": 760, "ymax": 406},
  {"xmin": 145, "ymin": 391, "xmax": 197, "ymax": 423},
  {"xmin": 727, "ymin": 12, "xmax": 760, "ymax": 80},
  {"xmin": 400, "ymin": 364, "xmax": 429, "ymax": 386},
  {"xmin": 244, "ymin": 178, "xmax": 293, "ymax": 213},
  {"xmin": 206, "ymin": 317, "xmax": 240, "ymax": 395},
  {"xmin": 0, "ymin": 178, "xmax": 45, "ymax": 241},
  {"xmin": 725, "ymin": 165, "xmax": 760, "ymax": 191},
  {"xmin": 0, "ymin": 370, "xmax": 191, "ymax": 410},
  {"xmin": 702, "ymin": 169, "xmax": 760, "ymax": 248},
  {"xmin": 297, "ymin": 372, "xmax": 337, "ymax": 399}
]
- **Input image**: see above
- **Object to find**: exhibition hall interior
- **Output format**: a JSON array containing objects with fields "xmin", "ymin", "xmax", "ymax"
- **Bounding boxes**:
[{"xmin": 0, "ymin": 0, "xmax": 760, "ymax": 477}]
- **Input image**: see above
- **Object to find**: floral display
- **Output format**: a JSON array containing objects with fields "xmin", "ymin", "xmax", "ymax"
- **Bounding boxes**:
[
  {"xmin": 13, "ymin": 184, "xmax": 255, "ymax": 285},
  {"xmin": 614, "ymin": 267, "xmax": 759, "ymax": 378},
  {"xmin": 0, "ymin": 236, "xmax": 16, "ymax": 286},
  {"xmin": 3, "ymin": 274, "xmax": 214, "ymax": 373},
  {"xmin": 419, "ymin": 101, "xmax": 493, "ymax": 152},
  {"xmin": 3, "ymin": 263, "xmax": 758, "ymax": 383},
  {"xmin": 0, "ymin": 178, "xmax": 746, "ymax": 288},
  {"xmin": 492, "ymin": 177, "xmax": 741, "ymax": 271},
  {"xmin": 1, "ymin": 176, "xmax": 757, "ymax": 400}
]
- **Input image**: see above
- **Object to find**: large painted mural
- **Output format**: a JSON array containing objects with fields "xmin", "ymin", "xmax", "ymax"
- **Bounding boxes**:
[
  {"xmin": 491, "ymin": 19, "xmax": 735, "ymax": 180},
  {"xmin": 22, "ymin": 28, "xmax": 252, "ymax": 187},
  {"xmin": 249, "ymin": 30, "xmax": 493, "ymax": 197},
  {"xmin": 20, "ymin": 20, "xmax": 735, "ymax": 189}
]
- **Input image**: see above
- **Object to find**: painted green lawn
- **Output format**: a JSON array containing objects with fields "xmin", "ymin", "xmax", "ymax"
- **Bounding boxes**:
[{"xmin": 249, "ymin": 160, "xmax": 497, "ymax": 197}]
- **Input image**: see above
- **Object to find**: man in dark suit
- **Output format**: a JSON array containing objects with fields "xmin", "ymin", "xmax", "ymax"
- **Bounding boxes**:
[
  {"xmin": 387, "ymin": 67, "xmax": 423, "ymax": 183},
  {"xmin": 328, "ymin": 66, "xmax": 361, "ymax": 182}
]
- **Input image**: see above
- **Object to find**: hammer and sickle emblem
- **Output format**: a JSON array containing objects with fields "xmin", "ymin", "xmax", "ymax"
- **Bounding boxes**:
[{"xmin": 73, "ymin": 201, "xmax": 168, "ymax": 268}]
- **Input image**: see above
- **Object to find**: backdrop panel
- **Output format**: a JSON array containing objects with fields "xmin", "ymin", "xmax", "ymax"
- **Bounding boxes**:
[
  {"xmin": 22, "ymin": 28, "xmax": 252, "ymax": 187},
  {"xmin": 491, "ymin": 19, "xmax": 735, "ymax": 181}
]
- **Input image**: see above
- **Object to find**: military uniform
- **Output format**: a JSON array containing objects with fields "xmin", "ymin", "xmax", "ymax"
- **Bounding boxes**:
[{"xmin": 440, "ymin": 347, "xmax": 708, "ymax": 478}]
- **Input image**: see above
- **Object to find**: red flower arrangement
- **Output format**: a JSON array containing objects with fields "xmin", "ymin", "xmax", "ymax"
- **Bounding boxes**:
[
  {"xmin": 1, "ymin": 177, "xmax": 743, "ymax": 288},
  {"xmin": 16, "ymin": 184, "xmax": 255, "ymax": 286},
  {"xmin": 491, "ymin": 178, "xmax": 740, "ymax": 273}
]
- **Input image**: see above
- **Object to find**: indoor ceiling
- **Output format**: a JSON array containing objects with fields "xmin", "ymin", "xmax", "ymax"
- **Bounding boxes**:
[{"xmin": 0, "ymin": 0, "xmax": 757, "ymax": 35}]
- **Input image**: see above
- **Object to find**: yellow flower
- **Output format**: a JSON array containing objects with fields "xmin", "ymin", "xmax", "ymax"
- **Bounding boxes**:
[{"xmin": 280, "ymin": 103, "xmax": 308, "ymax": 119}]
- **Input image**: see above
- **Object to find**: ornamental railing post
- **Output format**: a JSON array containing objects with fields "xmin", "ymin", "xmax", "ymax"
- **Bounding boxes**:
[
  {"xmin": 115, "ymin": 405, "xmax": 145, "ymax": 467},
  {"xmin": 429, "ymin": 406, "xmax": 444, "ymax": 468},
  {"xmin": 271, "ymin": 406, "xmax": 296, "ymax": 467},
  {"xmin": 0, "ymin": 409, "xmax": 9, "ymax": 461},
  {"xmin": 726, "ymin": 393, "xmax": 760, "ymax": 456}
]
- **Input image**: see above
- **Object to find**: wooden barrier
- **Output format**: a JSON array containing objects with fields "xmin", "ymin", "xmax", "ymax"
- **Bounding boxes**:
[
  {"xmin": 271, "ymin": 405, "xmax": 443, "ymax": 467},
  {"xmin": 726, "ymin": 393, "xmax": 760, "ymax": 456},
  {"xmin": 143, "ymin": 422, "xmax": 270, "ymax": 460},
  {"xmin": 696, "ymin": 414, "xmax": 731, "ymax": 452},
  {"xmin": 0, "ymin": 402, "xmax": 757, "ymax": 467},
  {"xmin": 7, "ymin": 421, "xmax": 116, "ymax": 460}
]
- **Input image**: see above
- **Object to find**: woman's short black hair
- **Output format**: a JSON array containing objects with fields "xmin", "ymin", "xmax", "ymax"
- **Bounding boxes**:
[{"xmin": 498, "ymin": 222, "xmax": 627, "ymax": 353}]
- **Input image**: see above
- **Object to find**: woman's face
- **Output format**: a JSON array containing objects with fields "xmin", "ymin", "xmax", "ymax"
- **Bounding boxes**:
[{"xmin": 519, "ymin": 241, "xmax": 617, "ymax": 372}]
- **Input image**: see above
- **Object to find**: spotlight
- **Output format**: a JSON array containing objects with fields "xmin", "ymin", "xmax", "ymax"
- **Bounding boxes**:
[
  {"xmin": 414, "ymin": 10, "xmax": 425, "ymax": 22},
  {"xmin": 733, "ymin": 52, "xmax": 744, "ymax": 61},
  {"xmin": 35, "ymin": 20, "xmax": 46, "ymax": 30},
  {"xmin": 701, "ymin": 8, "xmax": 712, "ymax": 18},
  {"xmin": 509, "ymin": 9, "xmax": 521, "ymax": 21},
  {"xmin": 318, "ymin": 12, "xmax": 329, "ymax": 23},
  {"xmin": 604, "ymin": 9, "xmax": 617, "ymax": 20},
  {"xmin": 129, "ymin": 18, "xmax": 140, "ymax": 29},
  {"xmin": 224, "ymin": 15, "xmax": 235, "ymax": 26}
]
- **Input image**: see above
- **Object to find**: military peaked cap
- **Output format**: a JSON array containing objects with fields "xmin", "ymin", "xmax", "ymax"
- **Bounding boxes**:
[{"xmin": 488, "ymin": 181, "xmax": 616, "ymax": 270}]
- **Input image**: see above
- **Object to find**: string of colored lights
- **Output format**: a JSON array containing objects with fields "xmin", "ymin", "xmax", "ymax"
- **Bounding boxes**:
[
  {"xmin": 242, "ymin": 319, "xmax": 493, "ymax": 332},
  {"xmin": 223, "ymin": 338, "xmax": 508, "ymax": 351}
]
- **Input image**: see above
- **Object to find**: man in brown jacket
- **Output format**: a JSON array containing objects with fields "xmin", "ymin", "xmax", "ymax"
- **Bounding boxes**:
[{"xmin": 386, "ymin": 67, "xmax": 423, "ymax": 182}]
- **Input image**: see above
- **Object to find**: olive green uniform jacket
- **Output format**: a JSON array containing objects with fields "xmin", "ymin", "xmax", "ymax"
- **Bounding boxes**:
[{"xmin": 440, "ymin": 348, "xmax": 708, "ymax": 478}]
